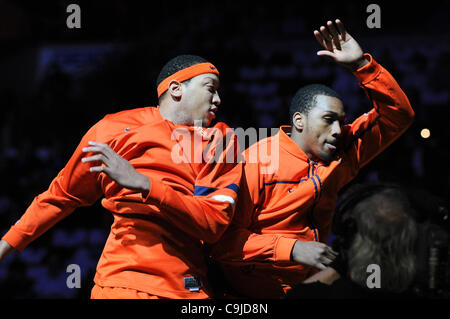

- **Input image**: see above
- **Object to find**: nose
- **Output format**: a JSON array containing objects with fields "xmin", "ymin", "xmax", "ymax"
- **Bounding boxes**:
[
  {"xmin": 331, "ymin": 121, "xmax": 342, "ymax": 138},
  {"xmin": 213, "ymin": 92, "xmax": 221, "ymax": 106}
]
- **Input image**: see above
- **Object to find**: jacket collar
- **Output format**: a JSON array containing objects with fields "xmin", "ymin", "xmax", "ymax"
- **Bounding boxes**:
[{"xmin": 278, "ymin": 125, "xmax": 310, "ymax": 162}]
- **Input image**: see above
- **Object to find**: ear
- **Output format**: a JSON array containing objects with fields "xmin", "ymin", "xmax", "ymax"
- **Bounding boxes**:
[
  {"xmin": 292, "ymin": 112, "xmax": 305, "ymax": 131},
  {"xmin": 168, "ymin": 80, "xmax": 183, "ymax": 100}
]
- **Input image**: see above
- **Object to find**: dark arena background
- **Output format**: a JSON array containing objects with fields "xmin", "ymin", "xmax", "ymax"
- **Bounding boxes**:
[{"xmin": 0, "ymin": 0, "xmax": 449, "ymax": 302}]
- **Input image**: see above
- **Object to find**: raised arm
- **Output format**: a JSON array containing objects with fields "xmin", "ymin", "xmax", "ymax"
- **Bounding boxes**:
[{"xmin": 315, "ymin": 19, "xmax": 414, "ymax": 172}]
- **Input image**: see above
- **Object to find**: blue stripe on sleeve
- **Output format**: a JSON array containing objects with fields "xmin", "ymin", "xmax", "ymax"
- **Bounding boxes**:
[
  {"xmin": 225, "ymin": 183, "xmax": 239, "ymax": 194},
  {"xmin": 194, "ymin": 186, "xmax": 217, "ymax": 196},
  {"xmin": 194, "ymin": 184, "xmax": 239, "ymax": 196}
]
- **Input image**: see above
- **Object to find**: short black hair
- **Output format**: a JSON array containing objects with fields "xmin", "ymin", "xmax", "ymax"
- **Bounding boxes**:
[
  {"xmin": 289, "ymin": 84, "xmax": 341, "ymax": 124},
  {"xmin": 156, "ymin": 55, "xmax": 208, "ymax": 100}
]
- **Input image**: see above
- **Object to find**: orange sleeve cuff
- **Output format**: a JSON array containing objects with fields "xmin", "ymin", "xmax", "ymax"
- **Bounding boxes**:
[
  {"xmin": 144, "ymin": 178, "xmax": 166, "ymax": 204},
  {"xmin": 2, "ymin": 229, "xmax": 29, "ymax": 252},
  {"xmin": 274, "ymin": 237, "xmax": 297, "ymax": 262},
  {"xmin": 352, "ymin": 53, "xmax": 382, "ymax": 85}
]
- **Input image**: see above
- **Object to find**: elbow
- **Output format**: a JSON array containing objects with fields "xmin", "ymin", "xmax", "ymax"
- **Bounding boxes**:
[
  {"xmin": 204, "ymin": 223, "xmax": 229, "ymax": 244},
  {"xmin": 203, "ymin": 205, "xmax": 235, "ymax": 244},
  {"xmin": 406, "ymin": 108, "xmax": 415, "ymax": 127},
  {"xmin": 408, "ymin": 107, "xmax": 415, "ymax": 122},
  {"xmin": 398, "ymin": 102, "xmax": 415, "ymax": 127},
  {"xmin": 403, "ymin": 98, "xmax": 415, "ymax": 123}
]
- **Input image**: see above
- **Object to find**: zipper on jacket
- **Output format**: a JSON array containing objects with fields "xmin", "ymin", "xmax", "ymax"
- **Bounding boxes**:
[{"xmin": 308, "ymin": 160, "xmax": 320, "ymax": 240}]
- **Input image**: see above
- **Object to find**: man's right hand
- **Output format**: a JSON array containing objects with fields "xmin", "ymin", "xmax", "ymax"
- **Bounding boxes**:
[
  {"xmin": 82, "ymin": 141, "xmax": 151, "ymax": 197},
  {"xmin": 313, "ymin": 19, "xmax": 369, "ymax": 71},
  {"xmin": 0, "ymin": 240, "xmax": 15, "ymax": 263},
  {"xmin": 291, "ymin": 240, "xmax": 338, "ymax": 270}
]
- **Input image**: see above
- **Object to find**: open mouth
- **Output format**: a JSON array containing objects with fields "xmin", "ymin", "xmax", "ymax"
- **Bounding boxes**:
[
  {"xmin": 208, "ymin": 106, "xmax": 218, "ymax": 119},
  {"xmin": 208, "ymin": 111, "xmax": 216, "ymax": 119},
  {"xmin": 325, "ymin": 142, "xmax": 337, "ymax": 152}
]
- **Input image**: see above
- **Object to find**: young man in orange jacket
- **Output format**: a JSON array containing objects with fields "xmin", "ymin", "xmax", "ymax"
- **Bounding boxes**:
[
  {"xmin": 0, "ymin": 55, "xmax": 243, "ymax": 299},
  {"xmin": 210, "ymin": 19, "xmax": 415, "ymax": 298}
]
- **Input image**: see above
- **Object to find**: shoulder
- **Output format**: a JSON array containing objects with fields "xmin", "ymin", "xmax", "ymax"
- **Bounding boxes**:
[
  {"xmin": 243, "ymin": 134, "xmax": 274, "ymax": 156},
  {"xmin": 102, "ymin": 106, "xmax": 156, "ymax": 125},
  {"xmin": 94, "ymin": 106, "xmax": 157, "ymax": 141}
]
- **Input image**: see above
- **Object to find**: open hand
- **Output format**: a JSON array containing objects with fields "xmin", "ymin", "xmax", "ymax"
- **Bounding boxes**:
[
  {"xmin": 82, "ymin": 141, "xmax": 150, "ymax": 195},
  {"xmin": 314, "ymin": 19, "xmax": 368, "ymax": 71}
]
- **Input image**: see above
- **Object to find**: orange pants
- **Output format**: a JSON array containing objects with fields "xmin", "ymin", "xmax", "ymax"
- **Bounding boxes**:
[{"xmin": 91, "ymin": 284, "xmax": 166, "ymax": 299}]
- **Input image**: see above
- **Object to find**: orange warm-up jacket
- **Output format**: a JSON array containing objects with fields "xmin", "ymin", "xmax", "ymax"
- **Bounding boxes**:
[
  {"xmin": 210, "ymin": 54, "xmax": 415, "ymax": 298},
  {"xmin": 2, "ymin": 106, "xmax": 242, "ymax": 298}
]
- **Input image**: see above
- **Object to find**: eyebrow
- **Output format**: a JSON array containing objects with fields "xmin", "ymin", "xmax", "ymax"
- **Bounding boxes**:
[
  {"xmin": 323, "ymin": 111, "xmax": 346, "ymax": 120},
  {"xmin": 202, "ymin": 77, "xmax": 219, "ymax": 86}
]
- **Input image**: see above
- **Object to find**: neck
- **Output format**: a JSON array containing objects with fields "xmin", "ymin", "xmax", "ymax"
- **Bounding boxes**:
[
  {"xmin": 290, "ymin": 127, "xmax": 316, "ymax": 161},
  {"xmin": 159, "ymin": 102, "xmax": 192, "ymax": 125},
  {"xmin": 158, "ymin": 103, "xmax": 175, "ymax": 122}
]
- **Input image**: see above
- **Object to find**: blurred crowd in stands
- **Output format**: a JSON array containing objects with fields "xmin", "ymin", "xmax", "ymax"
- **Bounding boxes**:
[{"xmin": 0, "ymin": 1, "xmax": 448, "ymax": 298}]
